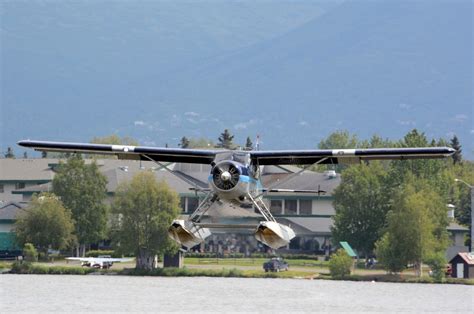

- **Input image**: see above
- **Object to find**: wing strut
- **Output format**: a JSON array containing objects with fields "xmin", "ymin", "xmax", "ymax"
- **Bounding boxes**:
[{"xmin": 254, "ymin": 157, "xmax": 329, "ymax": 199}]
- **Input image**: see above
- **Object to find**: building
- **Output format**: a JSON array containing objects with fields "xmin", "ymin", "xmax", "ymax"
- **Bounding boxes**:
[
  {"xmin": 1, "ymin": 158, "xmax": 339, "ymax": 254},
  {"xmin": 0, "ymin": 202, "xmax": 25, "ymax": 257},
  {"xmin": 449, "ymin": 252, "xmax": 474, "ymax": 279},
  {"xmin": 1, "ymin": 158, "xmax": 468, "ymax": 257}
]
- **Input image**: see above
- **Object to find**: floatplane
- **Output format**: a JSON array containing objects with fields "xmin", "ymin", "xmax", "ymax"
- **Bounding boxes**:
[{"xmin": 18, "ymin": 139, "xmax": 454, "ymax": 250}]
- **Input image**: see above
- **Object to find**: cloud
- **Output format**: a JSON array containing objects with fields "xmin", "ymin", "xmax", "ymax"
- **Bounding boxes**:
[
  {"xmin": 452, "ymin": 114, "xmax": 469, "ymax": 123},
  {"xmin": 234, "ymin": 119, "xmax": 258, "ymax": 130},
  {"xmin": 299, "ymin": 121, "xmax": 309, "ymax": 127},
  {"xmin": 396, "ymin": 120, "xmax": 416, "ymax": 126},
  {"xmin": 184, "ymin": 111, "xmax": 200, "ymax": 117},
  {"xmin": 134, "ymin": 120, "xmax": 145, "ymax": 126},
  {"xmin": 398, "ymin": 103, "xmax": 411, "ymax": 110}
]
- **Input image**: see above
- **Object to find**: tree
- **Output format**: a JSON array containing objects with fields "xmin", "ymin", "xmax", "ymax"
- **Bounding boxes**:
[
  {"xmin": 318, "ymin": 130, "xmax": 358, "ymax": 150},
  {"xmin": 179, "ymin": 136, "xmax": 190, "ymax": 148},
  {"xmin": 375, "ymin": 182, "xmax": 449, "ymax": 276},
  {"xmin": 4, "ymin": 147, "xmax": 15, "ymax": 158},
  {"xmin": 52, "ymin": 155, "xmax": 108, "ymax": 256},
  {"xmin": 111, "ymin": 172, "xmax": 181, "ymax": 270},
  {"xmin": 216, "ymin": 129, "xmax": 235, "ymax": 149},
  {"xmin": 23, "ymin": 152, "xmax": 28, "ymax": 159},
  {"xmin": 41, "ymin": 151, "xmax": 48, "ymax": 158},
  {"xmin": 22, "ymin": 243, "xmax": 38, "ymax": 262},
  {"xmin": 245, "ymin": 137, "xmax": 253, "ymax": 150},
  {"xmin": 15, "ymin": 193, "xmax": 75, "ymax": 256},
  {"xmin": 188, "ymin": 137, "xmax": 214, "ymax": 149},
  {"xmin": 90, "ymin": 134, "xmax": 139, "ymax": 146},
  {"xmin": 331, "ymin": 163, "xmax": 390, "ymax": 257},
  {"xmin": 316, "ymin": 130, "xmax": 358, "ymax": 172},
  {"xmin": 328, "ymin": 249, "xmax": 353, "ymax": 279},
  {"xmin": 450, "ymin": 135, "xmax": 462, "ymax": 164}
]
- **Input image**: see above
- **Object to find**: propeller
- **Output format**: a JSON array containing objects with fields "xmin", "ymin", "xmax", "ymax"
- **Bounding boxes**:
[{"xmin": 212, "ymin": 162, "xmax": 240, "ymax": 190}]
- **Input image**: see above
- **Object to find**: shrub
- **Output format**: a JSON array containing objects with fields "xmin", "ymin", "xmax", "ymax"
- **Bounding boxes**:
[
  {"xmin": 425, "ymin": 252, "xmax": 447, "ymax": 282},
  {"xmin": 85, "ymin": 250, "xmax": 118, "ymax": 258},
  {"xmin": 23, "ymin": 243, "xmax": 38, "ymax": 262},
  {"xmin": 328, "ymin": 249, "xmax": 353, "ymax": 279}
]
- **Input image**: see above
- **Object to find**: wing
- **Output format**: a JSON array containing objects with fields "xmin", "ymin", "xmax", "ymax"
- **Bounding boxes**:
[
  {"xmin": 250, "ymin": 147, "xmax": 455, "ymax": 165},
  {"xmin": 96, "ymin": 258, "xmax": 134, "ymax": 263},
  {"xmin": 18, "ymin": 140, "xmax": 218, "ymax": 164},
  {"xmin": 66, "ymin": 257, "xmax": 93, "ymax": 262}
]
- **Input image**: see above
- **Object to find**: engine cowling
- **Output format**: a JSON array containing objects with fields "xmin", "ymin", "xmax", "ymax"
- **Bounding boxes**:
[{"xmin": 211, "ymin": 161, "xmax": 241, "ymax": 191}]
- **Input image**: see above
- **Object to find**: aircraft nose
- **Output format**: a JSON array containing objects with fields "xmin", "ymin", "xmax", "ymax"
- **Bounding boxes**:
[{"xmin": 221, "ymin": 171, "xmax": 231, "ymax": 181}]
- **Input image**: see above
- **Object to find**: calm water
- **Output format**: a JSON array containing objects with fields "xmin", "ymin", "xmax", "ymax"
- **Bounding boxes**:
[{"xmin": 1, "ymin": 275, "xmax": 473, "ymax": 313}]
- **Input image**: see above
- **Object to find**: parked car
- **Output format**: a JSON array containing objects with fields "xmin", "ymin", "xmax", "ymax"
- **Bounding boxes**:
[{"xmin": 263, "ymin": 257, "xmax": 289, "ymax": 272}]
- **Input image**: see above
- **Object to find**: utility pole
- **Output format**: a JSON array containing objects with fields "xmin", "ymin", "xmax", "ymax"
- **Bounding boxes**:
[{"xmin": 455, "ymin": 179, "xmax": 473, "ymax": 252}]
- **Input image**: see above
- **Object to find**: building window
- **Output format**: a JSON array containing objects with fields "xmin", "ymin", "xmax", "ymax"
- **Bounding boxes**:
[
  {"xmin": 270, "ymin": 200, "xmax": 283, "ymax": 215},
  {"xmin": 187, "ymin": 197, "xmax": 199, "ymax": 213},
  {"xmin": 15, "ymin": 182, "xmax": 26, "ymax": 190},
  {"xmin": 0, "ymin": 184, "xmax": 4, "ymax": 193},
  {"xmin": 180, "ymin": 197, "xmax": 186, "ymax": 212},
  {"xmin": 284, "ymin": 200, "xmax": 297, "ymax": 215},
  {"xmin": 299, "ymin": 200, "xmax": 312, "ymax": 215}
]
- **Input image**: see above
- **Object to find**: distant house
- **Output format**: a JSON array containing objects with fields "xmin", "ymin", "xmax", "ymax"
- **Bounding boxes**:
[
  {"xmin": 446, "ymin": 222, "xmax": 469, "ymax": 260},
  {"xmin": 449, "ymin": 252, "xmax": 474, "ymax": 279},
  {"xmin": 0, "ymin": 202, "xmax": 26, "ymax": 254}
]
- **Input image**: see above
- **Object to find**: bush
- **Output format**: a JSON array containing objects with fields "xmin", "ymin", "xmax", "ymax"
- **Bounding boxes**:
[
  {"xmin": 85, "ymin": 250, "xmax": 118, "ymax": 258},
  {"xmin": 10, "ymin": 262, "xmax": 96, "ymax": 275},
  {"xmin": 23, "ymin": 243, "xmax": 38, "ymax": 262},
  {"xmin": 425, "ymin": 253, "xmax": 447, "ymax": 282},
  {"xmin": 328, "ymin": 249, "xmax": 353, "ymax": 279},
  {"xmin": 123, "ymin": 267, "xmax": 244, "ymax": 277}
]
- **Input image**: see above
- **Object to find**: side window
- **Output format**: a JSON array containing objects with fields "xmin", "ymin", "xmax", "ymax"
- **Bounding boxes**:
[
  {"xmin": 270, "ymin": 200, "xmax": 283, "ymax": 215},
  {"xmin": 284, "ymin": 200, "xmax": 297, "ymax": 215},
  {"xmin": 299, "ymin": 200, "xmax": 312, "ymax": 215},
  {"xmin": 187, "ymin": 197, "xmax": 199, "ymax": 213}
]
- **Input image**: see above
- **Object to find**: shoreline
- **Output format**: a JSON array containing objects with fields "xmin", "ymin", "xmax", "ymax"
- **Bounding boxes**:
[{"xmin": 2, "ymin": 262, "xmax": 473, "ymax": 285}]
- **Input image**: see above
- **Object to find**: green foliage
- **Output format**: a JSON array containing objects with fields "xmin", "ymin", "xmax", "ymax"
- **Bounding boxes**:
[
  {"xmin": 245, "ymin": 136, "xmax": 253, "ymax": 150},
  {"xmin": 179, "ymin": 136, "xmax": 190, "ymax": 148},
  {"xmin": 123, "ymin": 267, "xmax": 244, "ymax": 277},
  {"xmin": 15, "ymin": 194, "xmax": 75, "ymax": 253},
  {"xmin": 52, "ymin": 155, "xmax": 108, "ymax": 247},
  {"xmin": 90, "ymin": 134, "xmax": 139, "ymax": 146},
  {"xmin": 376, "ymin": 182, "xmax": 449, "ymax": 275},
  {"xmin": 85, "ymin": 250, "xmax": 121, "ymax": 258},
  {"xmin": 328, "ymin": 249, "xmax": 353, "ymax": 279},
  {"xmin": 111, "ymin": 172, "xmax": 181, "ymax": 270},
  {"xmin": 216, "ymin": 129, "xmax": 235, "ymax": 149},
  {"xmin": 332, "ymin": 163, "xmax": 390, "ymax": 256},
  {"xmin": 22, "ymin": 243, "xmax": 38, "ymax": 262},
  {"xmin": 187, "ymin": 137, "xmax": 214, "ymax": 148},
  {"xmin": 449, "ymin": 135, "xmax": 462, "ymax": 164},
  {"xmin": 10, "ymin": 262, "xmax": 95, "ymax": 275},
  {"xmin": 5, "ymin": 146, "xmax": 15, "ymax": 158},
  {"xmin": 425, "ymin": 252, "xmax": 447, "ymax": 282}
]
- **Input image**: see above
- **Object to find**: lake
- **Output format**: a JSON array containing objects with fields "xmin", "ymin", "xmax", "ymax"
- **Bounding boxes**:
[{"xmin": 1, "ymin": 275, "xmax": 473, "ymax": 313}]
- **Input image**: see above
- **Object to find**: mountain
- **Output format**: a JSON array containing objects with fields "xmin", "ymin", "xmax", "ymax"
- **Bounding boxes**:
[{"xmin": 1, "ymin": 1, "xmax": 472, "ymax": 157}]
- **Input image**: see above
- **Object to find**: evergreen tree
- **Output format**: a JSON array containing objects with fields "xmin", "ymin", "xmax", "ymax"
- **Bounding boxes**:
[
  {"xmin": 179, "ymin": 136, "xmax": 190, "ymax": 148},
  {"xmin": 216, "ymin": 129, "xmax": 235, "ymax": 149},
  {"xmin": 450, "ymin": 135, "xmax": 462, "ymax": 164},
  {"xmin": 245, "ymin": 136, "xmax": 253, "ymax": 150},
  {"xmin": 5, "ymin": 147, "xmax": 15, "ymax": 158},
  {"xmin": 52, "ymin": 155, "xmax": 108, "ymax": 256},
  {"xmin": 112, "ymin": 172, "xmax": 180, "ymax": 270},
  {"xmin": 23, "ymin": 152, "xmax": 28, "ymax": 159},
  {"xmin": 41, "ymin": 151, "xmax": 48, "ymax": 158}
]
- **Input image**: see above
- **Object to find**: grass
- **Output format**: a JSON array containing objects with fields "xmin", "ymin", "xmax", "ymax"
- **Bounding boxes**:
[
  {"xmin": 9, "ymin": 262, "xmax": 97, "ymax": 275},
  {"xmin": 122, "ymin": 266, "xmax": 316, "ymax": 279},
  {"xmin": 184, "ymin": 257, "xmax": 328, "ymax": 268}
]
